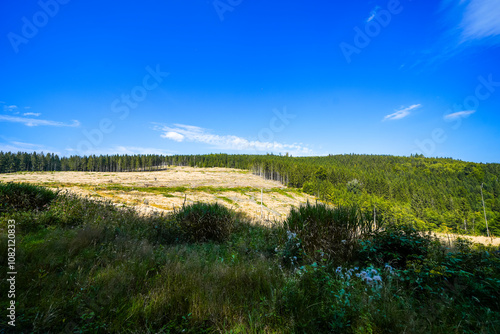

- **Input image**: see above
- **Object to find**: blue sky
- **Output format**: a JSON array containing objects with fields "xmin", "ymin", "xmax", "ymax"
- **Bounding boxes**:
[{"xmin": 1, "ymin": 0, "xmax": 499, "ymax": 163}]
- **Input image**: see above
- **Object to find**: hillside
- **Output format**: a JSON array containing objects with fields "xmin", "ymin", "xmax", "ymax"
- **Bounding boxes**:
[
  {"xmin": 0, "ymin": 166, "xmax": 315, "ymax": 222},
  {"xmin": 2, "ymin": 152, "xmax": 499, "ymax": 235}
]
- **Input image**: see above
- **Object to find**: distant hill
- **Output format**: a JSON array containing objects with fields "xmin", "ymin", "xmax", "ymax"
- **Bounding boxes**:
[{"xmin": 1, "ymin": 151, "xmax": 499, "ymax": 235}]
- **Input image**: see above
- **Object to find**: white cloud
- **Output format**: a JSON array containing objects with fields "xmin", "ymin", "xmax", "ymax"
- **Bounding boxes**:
[
  {"xmin": 383, "ymin": 104, "xmax": 421, "ymax": 121},
  {"xmin": 157, "ymin": 124, "xmax": 313, "ymax": 155},
  {"xmin": 460, "ymin": 0, "xmax": 500, "ymax": 42},
  {"xmin": 23, "ymin": 112, "xmax": 41, "ymax": 117},
  {"xmin": 444, "ymin": 110, "xmax": 476, "ymax": 120},
  {"xmin": 163, "ymin": 131, "xmax": 185, "ymax": 142},
  {"xmin": 3, "ymin": 105, "xmax": 18, "ymax": 112},
  {"xmin": 0, "ymin": 115, "xmax": 80, "ymax": 127}
]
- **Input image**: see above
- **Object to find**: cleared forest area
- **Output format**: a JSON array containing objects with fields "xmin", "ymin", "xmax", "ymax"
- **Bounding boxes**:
[{"xmin": 1, "ymin": 166, "xmax": 315, "ymax": 222}]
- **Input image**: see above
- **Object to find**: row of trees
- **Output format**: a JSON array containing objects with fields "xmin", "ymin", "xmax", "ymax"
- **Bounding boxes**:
[
  {"xmin": 0, "ymin": 152, "xmax": 196, "ymax": 173},
  {"xmin": 1, "ymin": 151, "xmax": 499, "ymax": 235}
]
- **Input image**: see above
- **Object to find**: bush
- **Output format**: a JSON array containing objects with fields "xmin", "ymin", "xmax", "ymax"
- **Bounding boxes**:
[
  {"xmin": 0, "ymin": 182, "xmax": 58, "ymax": 212},
  {"xmin": 280, "ymin": 202, "xmax": 379, "ymax": 264},
  {"xmin": 175, "ymin": 202, "xmax": 234, "ymax": 243},
  {"xmin": 357, "ymin": 224, "xmax": 435, "ymax": 268}
]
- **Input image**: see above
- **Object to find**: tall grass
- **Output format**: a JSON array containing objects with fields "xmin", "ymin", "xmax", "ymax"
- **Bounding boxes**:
[
  {"xmin": 281, "ymin": 202, "xmax": 380, "ymax": 264},
  {"xmin": 0, "ymin": 184, "xmax": 499, "ymax": 333},
  {"xmin": 174, "ymin": 202, "xmax": 235, "ymax": 243},
  {"xmin": 0, "ymin": 182, "xmax": 58, "ymax": 212}
]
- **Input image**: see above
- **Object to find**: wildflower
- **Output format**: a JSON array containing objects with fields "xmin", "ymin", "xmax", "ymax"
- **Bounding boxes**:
[
  {"xmin": 341, "ymin": 240, "xmax": 346, "ymax": 244},
  {"xmin": 373, "ymin": 275, "xmax": 382, "ymax": 283},
  {"xmin": 371, "ymin": 269, "xmax": 378, "ymax": 275}
]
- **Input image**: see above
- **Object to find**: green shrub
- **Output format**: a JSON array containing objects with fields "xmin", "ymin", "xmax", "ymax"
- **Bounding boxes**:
[
  {"xmin": 175, "ymin": 202, "xmax": 234, "ymax": 243},
  {"xmin": 280, "ymin": 202, "xmax": 379, "ymax": 264},
  {"xmin": 0, "ymin": 182, "xmax": 58, "ymax": 212},
  {"xmin": 358, "ymin": 224, "xmax": 435, "ymax": 268}
]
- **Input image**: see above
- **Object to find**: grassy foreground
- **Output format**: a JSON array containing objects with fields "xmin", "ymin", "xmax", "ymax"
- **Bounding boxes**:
[{"xmin": 1, "ymin": 183, "xmax": 499, "ymax": 333}]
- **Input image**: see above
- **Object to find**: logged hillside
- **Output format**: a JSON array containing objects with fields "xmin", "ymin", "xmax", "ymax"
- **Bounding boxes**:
[
  {"xmin": 2, "ymin": 152, "xmax": 499, "ymax": 235},
  {"xmin": 0, "ymin": 166, "xmax": 315, "ymax": 221}
]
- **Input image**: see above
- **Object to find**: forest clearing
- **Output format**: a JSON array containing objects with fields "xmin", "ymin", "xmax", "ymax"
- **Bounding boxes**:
[
  {"xmin": 2, "ymin": 165, "xmax": 499, "ymax": 246},
  {"xmin": 0, "ymin": 166, "xmax": 315, "ymax": 222}
]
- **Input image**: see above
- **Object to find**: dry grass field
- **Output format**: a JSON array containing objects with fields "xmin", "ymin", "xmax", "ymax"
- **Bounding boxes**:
[{"xmin": 1, "ymin": 166, "xmax": 316, "ymax": 222}]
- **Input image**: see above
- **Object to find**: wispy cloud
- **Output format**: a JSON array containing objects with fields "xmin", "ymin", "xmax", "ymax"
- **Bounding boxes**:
[
  {"xmin": 408, "ymin": 0, "xmax": 500, "ymax": 69},
  {"xmin": 0, "ymin": 115, "xmax": 80, "ymax": 127},
  {"xmin": 366, "ymin": 6, "xmax": 381, "ymax": 23},
  {"xmin": 444, "ymin": 109, "xmax": 476, "ymax": 120},
  {"xmin": 439, "ymin": 0, "xmax": 500, "ymax": 47},
  {"xmin": 460, "ymin": 0, "xmax": 500, "ymax": 42},
  {"xmin": 383, "ymin": 104, "xmax": 421, "ymax": 121},
  {"xmin": 23, "ymin": 112, "xmax": 41, "ymax": 117},
  {"xmin": 3, "ymin": 105, "xmax": 18, "ymax": 112},
  {"xmin": 0, "ymin": 141, "xmax": 59, "ymax": 154},
  {"xmin": 156, "ymin": 124, "xmax": 313, "ymax": 155}
]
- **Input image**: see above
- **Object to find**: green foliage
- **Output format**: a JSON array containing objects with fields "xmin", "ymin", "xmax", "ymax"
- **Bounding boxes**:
[
  {"xmin": 281, "ymin": 202, "xmax": 379, "ymax": 264},
  {"xmin": 302, "ymin": 181, "xmax": 315, "ymax": 195},
  {"xmin": 401, "ymin": 239, "xmax": 500, "ymax": 306},
  {"xmin": 175, "ymin": 202, "xmax": 235, "ymax": 243},
  {"xmin": 0, "ymin": 185, "xmax": 499, "ymax": 333},
  {"xmin": 314, "ymin": 166, "xmax": 328, "ymax": 181},
  {"xmin": 0, "ymin": 182, "xmax": 58, "ymax": 212},
  {"xmin": 357, "ymin": 225, "xmax": 435, "ymax": 268}
]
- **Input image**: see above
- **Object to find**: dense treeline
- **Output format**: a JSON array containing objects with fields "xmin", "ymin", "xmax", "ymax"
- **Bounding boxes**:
[
  {"xmin": 1, "ymin": 151, "xmax": 499, "ymax": 235},
  {"xmin": 252, "ymin": 154, "xmax": 500, "ymax": 236},
  {"xmin": 0, "ymin": 151, "xmax": 253, "ymax": 173}
]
